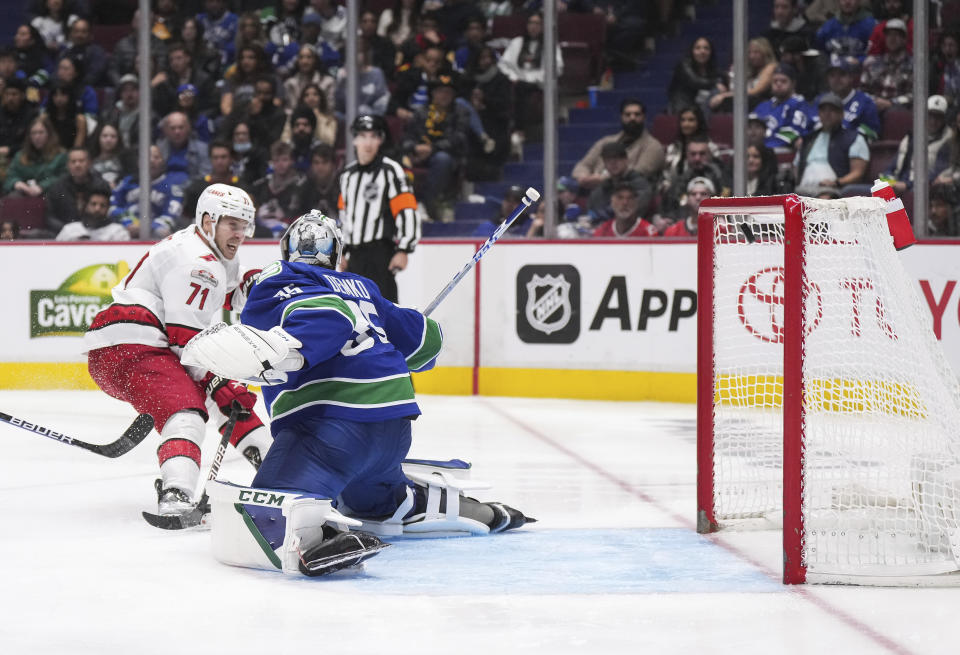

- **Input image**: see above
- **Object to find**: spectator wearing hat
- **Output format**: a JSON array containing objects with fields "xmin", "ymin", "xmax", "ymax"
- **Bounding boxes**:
[
  {"xmin": 305, "ymin": 0, "xmax": 348, "ymax": 54},
  {"xmin": 813, "ymin": 0, "xmax": 875, "ymax": 65},
  {"xmin": 99, "ymin": 74, "xmax": 155, "ymax": 151},
  {"xmin": 866, "ymin": 0, "xmax": 913, "ymax": 56},
  {"xmin": 172, "ymin": 83, "xmax": 217, "ymax": 143},
  {"xmin": 152, "ymin": 41, "xmax": 216, "ymax": 117},
  {"xmin": 662, "ymin": 176, "xmax": 716, "ymax": 237},
  {"xmin": 881, "ymin": 95, "xmax": 954, "ymax": 195},
  {"xmin": 0, "ymin": 77, "xmax": 39, "ymax": 167},
  {"xmin": 778, "ymin": 35, "xmax": 824, "ymax": 103},
  {"xmin": 764, "ymin": 0, "xmax": 815, "ymax": 54},
  {"xmin": 402, "ymin": 73, "xmax": 470, "ymax": 222},
  {"xmin": 813, "ymin": 58, "xmax": 880, "ymax": 142},
  {"xmin": 586, "ymin": 141, "xmax": 654, "ymax": 224},
  {"xmin": 860, "ymin": 18, "xmax": 913, "ymax": 111},
  {"xmin": 573, "ymin": 99, "xmax": 665, "ymax": 190},
  {"xmin": 795, "ymin": 92, "xmax": 870, "ymax": 197},
  {"xmin": 592, "ymin": 181, "xmax": 659, "ymax": 238},
  {"xmin": 751, "ymin": 63, "xmax": 813, "ymax": 151}
]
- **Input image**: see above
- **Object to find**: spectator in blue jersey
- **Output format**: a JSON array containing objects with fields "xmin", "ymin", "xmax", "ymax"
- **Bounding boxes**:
[
  {"xmin": 197, "ymin": 0, "xmax": 239, "ymax": 69},
  {"xmin": 752, "ymin": 64, "xmax": 812, "ymax": 151},
  {"xmin": 795, "ymin": 92, "xmax": 870, "ymax": 197},
  {"xmin": 156, "ymin": 111, "xmax": 212, "ymax": 178},
  {"xmin": 814, "ymin": 0, "xmax": 875, "ymax": 66},
  {"xmin": 881, "ymin": 95, "xmax": 954, "ymax": 196},
  {"xmin": 813, "ymin": 59, "xmax": 880, "ymax": 142},
  {"xmin": 298, "ymin": 12, "xmax": 342, "ymax": 71},
  {"xmin": 110, "ymin": 144, "xmax": 188, "ymax": 238}
]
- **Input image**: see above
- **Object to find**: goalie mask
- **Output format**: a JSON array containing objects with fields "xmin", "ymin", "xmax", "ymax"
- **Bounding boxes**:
[
  {"xmin": 280, "ymin": 211, "xmax": 343, "ymax": 269},
  {"xmin": 196, "ymin": 183, "xmax": 256, "ymax": 239}
]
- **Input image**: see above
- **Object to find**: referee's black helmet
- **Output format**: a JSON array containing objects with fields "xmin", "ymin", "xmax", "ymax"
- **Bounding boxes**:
[{"xmin": 350, "ymin": 114, "xmax": 387, "ymax": 137}]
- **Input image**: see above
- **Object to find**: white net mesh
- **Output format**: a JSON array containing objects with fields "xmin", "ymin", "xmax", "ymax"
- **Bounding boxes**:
[{"xmin": 707, "ymin": 195, "xmax": 960, "ymax": 580}]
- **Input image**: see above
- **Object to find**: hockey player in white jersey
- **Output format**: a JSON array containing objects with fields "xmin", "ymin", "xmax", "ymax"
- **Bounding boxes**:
[{"xmin": 83, "ymin": 183, "xmax": 274, "ymax": 518}]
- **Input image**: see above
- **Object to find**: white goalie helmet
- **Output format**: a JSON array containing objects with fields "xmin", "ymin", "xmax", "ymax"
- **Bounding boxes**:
[
  {"xmin": 280, "ymin": 210, "xmax": 343, "ymax": 269},
  {"xmin": 195, "ymin": 183, "xmax": 256, "ymax": 238}
]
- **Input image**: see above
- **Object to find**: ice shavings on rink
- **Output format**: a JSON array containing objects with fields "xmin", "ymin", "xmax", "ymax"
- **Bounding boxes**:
[{"xmin": 315, "ymin": 528, "xmax": 781, "ymax": 595}]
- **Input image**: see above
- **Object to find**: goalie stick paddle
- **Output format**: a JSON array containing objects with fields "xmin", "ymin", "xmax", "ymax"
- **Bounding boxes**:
[
  {"xmin": 423, "ymin": 187, "xmax": 540, "ymax": 316},
  {"xmin": 142, "ymin": 401, "xmax": 249, "ymax": 530},
  {"xmin": 0, "ymin": 410, "xmax": 153, "ymax": 458}
]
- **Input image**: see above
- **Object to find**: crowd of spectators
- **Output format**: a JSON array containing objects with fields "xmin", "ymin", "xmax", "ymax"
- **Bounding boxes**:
[{"xmin": 0, "ymin": 1, "xmax": 958, "ymax": 243}]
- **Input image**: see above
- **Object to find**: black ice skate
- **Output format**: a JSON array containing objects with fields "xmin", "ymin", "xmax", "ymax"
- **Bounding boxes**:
[{"xmin": 297, "ymin": 527, "xmax": 390, "ymax": 577}]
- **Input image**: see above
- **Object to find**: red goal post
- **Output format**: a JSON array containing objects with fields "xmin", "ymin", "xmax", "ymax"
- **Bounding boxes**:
[{"xmin": 696, "ymin": 194, "xmax": 960, "ymax": 586}]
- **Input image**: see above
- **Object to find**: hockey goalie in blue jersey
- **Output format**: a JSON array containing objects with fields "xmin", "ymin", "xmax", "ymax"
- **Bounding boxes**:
[{"xmin": 182, "ymin": 211, "xmax": 533, "ymax": 577}]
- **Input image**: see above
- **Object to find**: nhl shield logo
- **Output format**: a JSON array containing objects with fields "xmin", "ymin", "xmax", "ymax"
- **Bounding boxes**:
[
  {"xmin": 525, "ymin": 274, "xmax": 571, "ymax": 334},
  {"xmin": 517, "ymin": 265, "xmax": 580, "ymax": 343}
]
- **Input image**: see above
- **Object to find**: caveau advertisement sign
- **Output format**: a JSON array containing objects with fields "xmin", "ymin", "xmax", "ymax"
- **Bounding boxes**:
[{"xmin": 7, "ymin": 241, "xmax": 960, "ymax": 381}]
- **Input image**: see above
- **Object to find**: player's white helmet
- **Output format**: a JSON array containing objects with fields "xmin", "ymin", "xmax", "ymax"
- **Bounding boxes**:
[
  {"xmin": 280, "ymin": 211, "xmax": 342, "ymax": 269},
  {"xmin": 196, "ymin": 183, "xmax": 256, "ymax": 238}
]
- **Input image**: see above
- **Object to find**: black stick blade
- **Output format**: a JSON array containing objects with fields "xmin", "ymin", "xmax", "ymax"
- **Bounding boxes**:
[
  {"xmin": 93, "ymin": 414, "xmax": 154, "ymax": 458},
  {"xmin": 142, "ymin": 507, "xmax": 204, "ymax": 530}
]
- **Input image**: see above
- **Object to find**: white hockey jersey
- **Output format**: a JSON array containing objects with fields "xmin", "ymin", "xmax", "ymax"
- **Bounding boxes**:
[{"xmin": 83, "ymin": 226, "xmax": 257, "ymax": 358}]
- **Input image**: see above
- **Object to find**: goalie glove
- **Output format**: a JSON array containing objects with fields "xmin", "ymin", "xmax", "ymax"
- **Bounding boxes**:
[{"xmin": 182, "ymin": 322, "xmax": 304, "ymax": 386}]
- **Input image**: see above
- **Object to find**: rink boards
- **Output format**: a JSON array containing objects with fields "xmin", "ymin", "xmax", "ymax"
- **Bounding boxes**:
[{"xmin": 2, "ymin": 238, "xmax": 960, "ymax": 401}]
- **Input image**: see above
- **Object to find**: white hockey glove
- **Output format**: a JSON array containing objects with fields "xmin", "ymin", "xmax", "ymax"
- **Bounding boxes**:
[{"xmin": 182, "ymin": 322, "xmax": 304, "ymax": 386}]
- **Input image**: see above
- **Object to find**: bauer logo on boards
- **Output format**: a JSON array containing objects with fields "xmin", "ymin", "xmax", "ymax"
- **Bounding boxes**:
[{"xmin": 516, "ymin": 265, "xmax": 580, "ymax": 343}]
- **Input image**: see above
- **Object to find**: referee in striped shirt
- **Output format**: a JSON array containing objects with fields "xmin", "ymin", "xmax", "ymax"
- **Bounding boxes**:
[{"xmin": 338, "ymin": 114, "xmax": 421, "ymax": 304}]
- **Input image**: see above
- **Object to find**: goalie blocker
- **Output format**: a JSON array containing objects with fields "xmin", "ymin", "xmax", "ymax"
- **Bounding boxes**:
[{"xmin": 209, "ymin": 460, "xmax": 533, "ymax": 576}]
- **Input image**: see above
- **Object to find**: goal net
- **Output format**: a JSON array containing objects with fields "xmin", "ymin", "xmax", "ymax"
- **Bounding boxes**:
[{"xmin": 697, "ymin": 194, "xmax": 960, "ymax": 585}]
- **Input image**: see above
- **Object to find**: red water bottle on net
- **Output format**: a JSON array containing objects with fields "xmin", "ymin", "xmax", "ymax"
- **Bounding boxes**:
[{"xmin": 871, "ymin": 179, "xmax": 917, "ymax": 250}]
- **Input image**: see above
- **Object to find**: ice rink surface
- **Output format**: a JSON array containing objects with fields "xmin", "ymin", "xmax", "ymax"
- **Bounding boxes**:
[{"xmin": 0, "ymin": 390, "xmax": 956, "ymax": 655}]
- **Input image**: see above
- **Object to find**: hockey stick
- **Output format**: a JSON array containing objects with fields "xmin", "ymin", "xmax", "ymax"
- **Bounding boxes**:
[
  {"xmin": 423, "ymin": 187, "xmax": 540, "ymax": 316},
  {"xmin": 0, "ymin": 410, "xmax": 153, "ymax": 458},
  {"xmin": 142, "ymin": 401, "xmax": 250, "ymax": 530}
]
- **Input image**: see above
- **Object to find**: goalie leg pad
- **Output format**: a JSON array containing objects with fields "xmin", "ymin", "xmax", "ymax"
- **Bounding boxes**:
[{"xmin": 208, "ymin": 480, "xmax": 364, "ymax": 575}]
